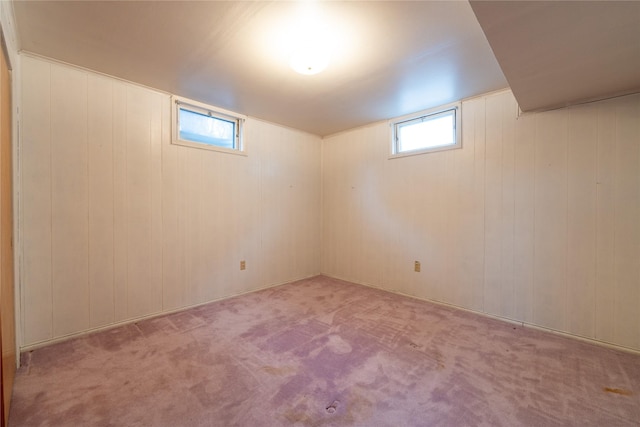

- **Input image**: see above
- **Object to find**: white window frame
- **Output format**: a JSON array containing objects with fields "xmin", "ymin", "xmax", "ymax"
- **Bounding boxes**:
[
  {"xmin": 389, "ymin": 102, "xmax": 461, "ymax": 159},
  {"xmin": 171, "ymin": 95, "xmax": 247, "ymax": 155}
]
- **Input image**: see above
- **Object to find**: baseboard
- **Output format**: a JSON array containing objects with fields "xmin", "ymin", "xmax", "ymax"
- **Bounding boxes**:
[
  {"xmin": 20, "ymin": 273, "xmax": 321, "ymax": 353},
  {"xmin": 319, "ymin": 273, "xmax": 640, "ymax": 356},
  {"xmin": 24, "ymin": 273, "xmax": 639, "ymax": 357}
]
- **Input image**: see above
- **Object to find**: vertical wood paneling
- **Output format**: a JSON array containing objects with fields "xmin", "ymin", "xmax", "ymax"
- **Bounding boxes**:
[
  {"xmin": 321, "ymin": 90, "xmax": 640, "ymax": 352},
  {"xmin": 112, "ymin": 81, "xmax": 128, "ymax": 322},
  {"xmin": 427, "ymin": 151, "xmax": 449, "ymax": 302},
  {"xmin": 594, "ymin": 99, "xmax": 617, "ymax": 343},
  {"xmin": 229, "ymin": 138, "xmax": 260, "ymax": 295},
  {"xmin": 174, "ymin": 146, "xmax": 188, "ymax": 304},
  {"xmin": 87, "ymin": 74, "xmax": 115, "ymax": 328},
  {"xmin": 500, "ymin": 94, "xmax": 516, "ymax": 319},
  {"xmin": 342, "ymin": 129, "xmax": 364, "ymax": 285},
  {"xmin": 21, "ymin": 56, "xmax": 52, "ymax": 344},
  {"xmin": 254, "ymin": 121, "xmax": 321, "ymax": 289},
  {"xmin": 124, "ymin": 86, "xmax": 162, "ymax": 319},
  {"xmin": 337, "ymin": 134, "xmax": 357, "ymax": 283},
  {"xmin": 256, "ymin": 122, "xmax": 279, "ymax": 286},
  {"xmin": 19, "ymin": 54, "xmax": 640, "ymax": 352},
  {"xmin": 566, "ymin": 103, "xmax": 597, "ymax": 339},
  {"xmin": 161, "ymin": 98, "xmax": 184, "ymax": 311},
  {"xmin": 204, "ymin": 149, "xmax": 221, "ymax": 302},
  {"xmin": 482, "ymin": 91, "xmax": 516, "ymax": 318},
  {"xmin": 286, "ymin": 132, "xmax": 318, "ymax": 281},
  {"xmin": 209, "ymin": 150, "xmax": 223, "ymax": 300},
  {"xmin": 358, "ymin": 125, "xmax": 386, "ymax": 288},
  {"xmin": 149, "ymin": 93, "xmax": 164, "ymax": 314},
  {"xmin": 50, "ymin": 64, "xmax": 89, "ymax": 337},
  {"xmin": 438, "ymin": 148, "xmax": 456, "ymax": 304},
  {"xmin": 125, "ymin": 86, "xmax": 153, "ymax": 319},
  {"xmin": 239, "ymin": 125, "xmax": 263, "ymax": 294},
  {"xmin": 21, "ymin": 56, "xmax": 321, "ymax": 348},
  {"xmin": 484, "ymin": 95, "xmax": 503, "ymax": 316},
  {"xmin": 321, "ymin": 137, "xmax": 340, "ymax": 276},
  {"xmin": 533, "ymin": 109, "xmax": 568, "ymax": 331},
  {"xmin": 613, "ymin": 95, "xmax": 640, "ymax": 349},
  {"xmin": 181, "ymin": 147, "xmax": 199, "ymax": 305},
  {"xmin": 447, "ymin": 98, "xmax": 483, "ymax": 309},
  {"xmin": 380, "ymin": 137, "xmax": 405, "ymax": 293},
  {"xmin": 470, "ymin": 98, "xmax": 486, "ymax": 312},
  {"xmin": 513, "ymin": 111, "xmax": 535, "ymax": 323}
]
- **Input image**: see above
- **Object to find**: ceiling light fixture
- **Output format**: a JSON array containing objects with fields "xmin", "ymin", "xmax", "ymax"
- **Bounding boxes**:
[
  {"xmin": 289, "ymin": 42, "xmax": 330, "ymax": 75},
  {"xmin": 288, "ymin": 1, "xmax": 333, "ymax": 75}
]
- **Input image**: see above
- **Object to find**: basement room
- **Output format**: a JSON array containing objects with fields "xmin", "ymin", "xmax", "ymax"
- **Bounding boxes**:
[{"xmin": 0, "ymin": 0, "xmax": 639, "ymax": 426}]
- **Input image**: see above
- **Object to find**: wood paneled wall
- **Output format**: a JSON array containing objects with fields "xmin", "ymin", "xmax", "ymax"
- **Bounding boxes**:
[
  {"xmin": 19, "ymin": 55, "xmax": 640, "ymax": 353},
  {"xmin": 20, "ymin": 56, "xmax": 321, "ymax": 348},
  {"xmin": 322, "ymin": 90, "xmax": 640, "ymax": 351}
]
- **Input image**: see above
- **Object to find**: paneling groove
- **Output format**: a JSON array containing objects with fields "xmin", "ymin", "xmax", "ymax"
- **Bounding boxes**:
[
  {"xmin": 87, "ymin": 74, "xmax": 115, "ymax": 329},
  {"xmin": 21, "ymin": 56, "xmax": 52, "ymax": 344}
]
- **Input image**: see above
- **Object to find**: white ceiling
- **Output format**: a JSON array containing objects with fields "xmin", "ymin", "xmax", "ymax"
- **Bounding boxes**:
[
  {"xmin": 12, "ymin": 1, "xmax": 640, "ymax": 136},
  {"xmin": 470, "ymin": 1, "xmax": 640, "ymax": 112},
  {"xmin": 13, "ymin": 0, "xmax": 508, "ymax": 136}
]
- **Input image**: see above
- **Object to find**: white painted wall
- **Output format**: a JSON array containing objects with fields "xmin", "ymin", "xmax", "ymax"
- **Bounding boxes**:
[
  {"xmin": 322, "ymin": 90, "xmax": 640, "ymax": 351},
  {"xmin": 20, "ymin": 55, "xmax": 321, "ymax": 348}
]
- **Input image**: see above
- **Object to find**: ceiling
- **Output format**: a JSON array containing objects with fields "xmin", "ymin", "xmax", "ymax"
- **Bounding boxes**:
[
  {"xmin": 11, "ymin": 1, "xmax": 640, "ymax": 136},
  {"xmin": 470, "ymin": 1, "xmax": 640, "ymax": 112},
  {"xmin": 13, "ymin": 0, "xmax": 508, "ymax": 136}
]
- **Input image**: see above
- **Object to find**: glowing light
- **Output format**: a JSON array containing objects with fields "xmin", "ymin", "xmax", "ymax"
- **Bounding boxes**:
[
  {"xmin": 289, "ymin": 41, "xmax": 330, "ymax": 75},
  {"xmin": 288, "ymin": 1, "xmax": 334, "ymax": 75}
]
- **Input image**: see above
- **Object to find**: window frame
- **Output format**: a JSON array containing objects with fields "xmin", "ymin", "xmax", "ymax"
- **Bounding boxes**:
[
  {"xmin": 171, "ymin": 95, "xmax": 247, "ymax": 155},
  {"xmin": 389, "ymin": 102, "xmax": 461, "ymax": 159}
]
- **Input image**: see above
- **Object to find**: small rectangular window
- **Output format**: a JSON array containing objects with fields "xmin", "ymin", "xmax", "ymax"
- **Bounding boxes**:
[
  {"xmin": 391, "ymin": 103, "xmax": 461, "ymax": 157},
  {"xmin": 172, "ymin": 96, "xmax": 246, "ymax": 154}
]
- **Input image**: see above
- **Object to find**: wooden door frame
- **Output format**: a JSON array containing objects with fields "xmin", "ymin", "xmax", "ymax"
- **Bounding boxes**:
[{"xmin": 0, "ymin": 31, "xmax": 14, "ymax": 427}]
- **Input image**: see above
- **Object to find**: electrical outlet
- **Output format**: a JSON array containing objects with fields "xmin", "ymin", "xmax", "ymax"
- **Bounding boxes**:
[
  {"xmin": 414, "ymin": 261, "xmax": 421, "ymax": 272},
  {"xmin": 240, "ymin": 260, "xmax": 246, "ymax": 270}
]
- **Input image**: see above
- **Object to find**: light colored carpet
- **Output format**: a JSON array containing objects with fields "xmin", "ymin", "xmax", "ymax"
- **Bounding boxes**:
[{"xmin": 9, "ymin": 275, "xmax": 640, "ymax": 426}]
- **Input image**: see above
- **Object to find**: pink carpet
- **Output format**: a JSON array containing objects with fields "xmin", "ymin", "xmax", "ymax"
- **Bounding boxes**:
[{"xmin": 9, "ymin": 276, "xmax": 640, "ymax": 426}]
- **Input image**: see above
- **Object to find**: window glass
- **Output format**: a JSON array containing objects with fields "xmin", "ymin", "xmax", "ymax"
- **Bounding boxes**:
[
  {"xmin": 171, "ymin": 96, "xmax": 245, "ymax": 154},
  {"xmin": 391, "ymin": 105, "xmax": 460, "ymax": 157},
  {"xmin": 179, "ymin": 108, "xmax": 235, "ymax": 149},
  {"xmin": 398, "ymin": 112, "xmax": 454, "ymax": 153}
]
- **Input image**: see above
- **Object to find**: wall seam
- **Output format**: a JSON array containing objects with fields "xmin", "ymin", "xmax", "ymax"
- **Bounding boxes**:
[
  {"xmin": 612, "ymin": 103, "xmax": 618, "ymax": 343},
  {"xmin": 111, "ymin": 80, "xmax": 116, "ymax": 324},
  {"xmin": 482, "ymin": 96, "xmax": 487, "ymax": 313},
  {"xmin": 531, "ymin": 113, "xmax": 537, "ymax": 325},
  {"xmin": 48, "ymin": 62, "xmax": 53, "ymax": 340},
  {"xmin": 85, "ymin": 73, "xmax": 90, "ymax": 329},
  {"xmin": 564, "ymin": 109, "xmax": 570, "ymax": 333}
]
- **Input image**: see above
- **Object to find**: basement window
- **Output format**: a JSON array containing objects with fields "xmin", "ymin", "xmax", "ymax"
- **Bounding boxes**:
[
  {"xmin": 390, "ymin": 103, "xmax": 461, "ymax": 157},
  {"xmin": 172, "ymin": 96, "xmax": 246, "ymax": 154}
]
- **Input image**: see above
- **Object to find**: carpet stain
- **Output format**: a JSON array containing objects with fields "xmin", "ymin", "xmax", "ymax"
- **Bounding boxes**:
[
  {"xmin": 260, "ymin": 365, "xmax": 296, "ymax": 376},
  {"xmin": 326, "ymin": 334, "xmax": 352, "ymax": 354},
  {"xmin": 604, "ymin": 387, "xmax": 633, "ymax": 396},
  {"xmin": 343, "ymin": 389, "xmax": 374, "ymax": 424},
  {"xmin": 282, "ymin": 408, "xmax": 314, "ymax": 426},
  {"xmin": 325, "ymin": 400, "xmax": 339, "ymax": 414}
]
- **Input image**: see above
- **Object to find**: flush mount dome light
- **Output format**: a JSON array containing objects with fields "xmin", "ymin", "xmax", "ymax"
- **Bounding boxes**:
[
  {"xmin": 289, "ymin": 47, "xmax": 329, "ymax": 75},
  {"xmin": 286, "ymin": 1, "xmax": 333, "ymax": 75}
]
